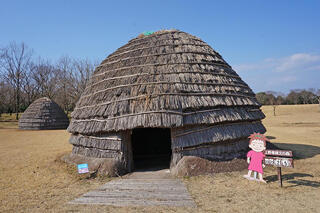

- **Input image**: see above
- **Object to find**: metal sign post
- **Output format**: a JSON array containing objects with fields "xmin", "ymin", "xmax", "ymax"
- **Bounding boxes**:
[{"xmin": 277, "ymin": 167, "xmax": 282, "ymax": 187}]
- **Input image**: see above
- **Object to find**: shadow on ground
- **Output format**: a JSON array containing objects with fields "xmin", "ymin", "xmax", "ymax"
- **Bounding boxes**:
[
  {"xmin": 272, "ymin": 143, "xmax": 320, "ymax": 159},
  {"xmin": 265, "ymin": 173, "xmax": 320, "ymax": 188}
]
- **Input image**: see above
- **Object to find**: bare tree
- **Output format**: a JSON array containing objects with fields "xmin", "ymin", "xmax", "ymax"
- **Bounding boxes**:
[
  {"xmin": 56, "ymin": 56, "xmax": 73, "ymax": 114},
  {"xmin": 54, "ymin": 57, "xmax": 96, "ymax": 112},
  {"xmin": 308, "ymin": 88, "xmax": 320, "ymax": 105},
  {"xmin": 32, "ymin": 59, "xmax": 58, "ymax": 99},
  {"xmin": 0, "ymin": 79, "xmax": 15, "ymax": 116},
  {"xmin": 0, "ymin": 42, "xmax": 33, "ymax": 120},
  {"xmin": 69, "ymin": 58, "xmax": 95, "ymax": 108},
  {"xmin": 286, "ymin": 90, "xmax": 300, "ymax": 105},
  {"xmin": 22, "ymin": 64, "xmax": 38, "ymax": 106},
  {"xmin": 0, "ymin": 79, "xmax": 6, "ymax": 117}
]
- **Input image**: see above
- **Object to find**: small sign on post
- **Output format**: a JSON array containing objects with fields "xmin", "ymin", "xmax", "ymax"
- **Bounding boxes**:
[
  {"xmin": 264, "ymin": 150, "xmax": 294, "ymax": 187},
  {"xmin": 77, "ymin": 164, "xmax": 89, "ymax": 174}
]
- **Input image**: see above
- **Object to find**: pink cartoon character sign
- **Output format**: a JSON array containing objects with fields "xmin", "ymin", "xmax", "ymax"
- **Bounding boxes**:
[{"xmin": 243, "ymin": 132, "xmax": 267, "ymax": 183}]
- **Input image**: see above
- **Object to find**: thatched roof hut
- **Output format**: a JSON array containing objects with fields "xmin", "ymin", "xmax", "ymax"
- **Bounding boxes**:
[
  {"xmin": 19, "ymin": 97, "xmax": 69, "ymax": 130},
  {"xmin": 66, "ymin": 30, "xmax": 266, "ymax": 176}
]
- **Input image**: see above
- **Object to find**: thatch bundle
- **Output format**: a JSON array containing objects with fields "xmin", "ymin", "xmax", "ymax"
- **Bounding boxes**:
[
  {"xmin": 19, "ymin": 97, "xmax": 69, "ymax": 130},
  {"xmin": 66, "ymin": 30, "xmax": 266, "ymax": 175}
]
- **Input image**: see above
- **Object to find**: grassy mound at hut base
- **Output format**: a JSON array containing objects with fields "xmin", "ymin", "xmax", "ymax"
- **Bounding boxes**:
[
  {"xmin": 62, "ymin": 153, "xmax": 127, "ymax": 177},
  {"xmin": 171, "ymin": 156, "xmax": 248, "ymax": 176},
  {"xmin": 171, "ymin": 141, "xmax": 278, "ymax": 176}
]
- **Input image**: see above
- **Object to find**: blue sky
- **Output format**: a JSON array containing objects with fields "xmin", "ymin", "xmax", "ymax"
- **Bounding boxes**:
[{"xmin": 1, "ymin": 0, "xmax": 319, "ymax": 93}]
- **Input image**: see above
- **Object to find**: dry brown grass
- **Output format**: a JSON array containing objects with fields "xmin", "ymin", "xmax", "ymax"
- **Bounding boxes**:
[{"xmin": 1, "ymin": 105, "xmax": 320, "ymax": 212}]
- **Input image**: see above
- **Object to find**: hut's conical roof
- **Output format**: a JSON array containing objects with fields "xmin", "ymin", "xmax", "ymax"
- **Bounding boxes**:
[
  {"xmin": 68, "ymin": 30, "xmax": 264, "ymax": 134},
  {"xmin": 19, "ymin": 97, "xmax": 69, "ymax": 130}
]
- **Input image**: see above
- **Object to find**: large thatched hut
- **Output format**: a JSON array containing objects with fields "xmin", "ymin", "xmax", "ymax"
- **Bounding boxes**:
[
  {"xmin": 19, "ymin": 97, "xmax": 69, "ymax": 130},
  {"xmin": 66, "ymin": 30, "xmax": 266, "ymax": 175}
]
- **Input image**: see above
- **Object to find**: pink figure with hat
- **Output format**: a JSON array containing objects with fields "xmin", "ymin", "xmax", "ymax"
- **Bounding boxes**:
[{"xmin": 243, "ymin": 132, "xmax": 267, "ymax": 183}]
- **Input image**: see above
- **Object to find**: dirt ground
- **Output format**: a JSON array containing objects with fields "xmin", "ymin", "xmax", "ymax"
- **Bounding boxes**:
[{"xmin": 0, "ymin": 104, "xmax": 320, "ymax": 212}]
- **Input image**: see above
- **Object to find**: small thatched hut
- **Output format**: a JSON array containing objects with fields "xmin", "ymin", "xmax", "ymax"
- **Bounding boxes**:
[
  {"xmin": 19, "ymin": 97, "xmax": 69, "ymax": 130},
  {"xmin": 66, "ymin": 30, "xmax": 266, "ymax": 175}
]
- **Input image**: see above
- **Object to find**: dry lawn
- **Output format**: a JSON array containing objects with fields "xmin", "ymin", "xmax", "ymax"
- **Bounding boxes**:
[{"xmin": 0, "ymin": 105, "xmax": 320, "ymax": 212}]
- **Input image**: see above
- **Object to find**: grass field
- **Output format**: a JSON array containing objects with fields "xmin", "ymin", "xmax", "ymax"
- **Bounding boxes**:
[{"xmin": 0, "ymin": 105, "xmax": 320, "ymax": 212}]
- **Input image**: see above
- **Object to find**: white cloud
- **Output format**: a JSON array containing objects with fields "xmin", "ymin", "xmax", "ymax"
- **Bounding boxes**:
[
  {"xmin": 274, "ymin": 53, "xmax": 320, "ymax": 72},
  {"xmin": 233, "ymin": 53, "xmax": 320, "ymax": 93},
  {"xmin": 234, "ymin": 53, "xmax": 320, "ymax": 73}
]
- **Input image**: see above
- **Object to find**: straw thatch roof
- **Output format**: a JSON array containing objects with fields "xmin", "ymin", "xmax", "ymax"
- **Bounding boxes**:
[
  {"xmin": 19, "ymin": 97, "xmax": 69, "ymax": 130},
  {"xmin": 68, "ymin": 30, "xmax": 264, "ymax": 134}
]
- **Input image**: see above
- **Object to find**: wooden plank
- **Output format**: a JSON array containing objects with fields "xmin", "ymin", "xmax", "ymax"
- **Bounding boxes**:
[
  {"xmin": 83, "ymin": 192, "xmax": 192, "ymax": 199},
  {"xmin": 265, "ymin": 149, "xmax": 293, "ymax": 157},
  {"xmin": 69, "ymin": 178, "xmax": 196, "ymax": 207},
  {"xmin": 264, "ymin": 156, "xmax": 294, "ymax": 168},
  {"xmin": 98, "ymin": 185, "xmax": 187, "ymax": 191},
  {"xmin": 70, "ymin": 197, "xmax": 194, "ymax": 207}
]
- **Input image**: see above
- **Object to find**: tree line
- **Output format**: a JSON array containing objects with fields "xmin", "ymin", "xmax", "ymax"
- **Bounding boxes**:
[
  {"xmin": 256, "ymin": 89, "xmax": 320, "ymax": 106},
  {"xmin": 0, "ymin": 42, "xmax": 97, "ymax": 119}
]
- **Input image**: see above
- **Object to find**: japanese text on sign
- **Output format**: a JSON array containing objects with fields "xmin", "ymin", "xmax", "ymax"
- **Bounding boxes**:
[
  {"xmin": 265, "ymin": 150, "xmax": 293, "ymax": 157},
  {"xmin": 264, "ymin": 157, "xmax": 294, "ymax": 168}
]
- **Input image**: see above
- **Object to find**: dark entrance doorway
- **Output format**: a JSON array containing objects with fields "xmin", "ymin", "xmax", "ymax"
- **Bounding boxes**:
[{"xmin": 131, "ymin": 128, "xmax": 171, "ymax": 170}]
